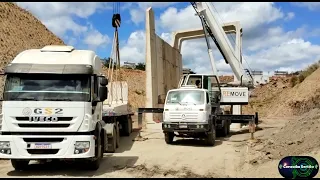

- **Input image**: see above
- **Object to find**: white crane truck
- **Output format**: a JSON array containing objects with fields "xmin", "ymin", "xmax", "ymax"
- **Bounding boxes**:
[
  {"xmin": 0, "ymin": 45, "xmax": 133, "ymax": 170},
  {"xmin": 161, "ymin": 2, "xmax": 258, "ymax": 145},
  {"xmin": 162, "ymin": 74, "xmax": 256, "ymax": 145}
]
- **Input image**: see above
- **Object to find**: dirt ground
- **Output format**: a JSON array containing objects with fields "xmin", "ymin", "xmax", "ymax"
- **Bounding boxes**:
[{"xmin": 0, "ymin": 115, "xmax": 318, "ymax": 178}]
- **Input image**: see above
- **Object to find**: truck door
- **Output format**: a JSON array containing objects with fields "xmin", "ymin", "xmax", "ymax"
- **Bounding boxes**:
[{"xmin": 205, "ymin": 91, "xmax": 212, "ymax": 119}]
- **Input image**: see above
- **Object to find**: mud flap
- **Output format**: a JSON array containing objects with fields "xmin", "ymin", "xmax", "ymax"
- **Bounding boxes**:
[{"xmin": 105, "ymin": 123, "xmax": 115, "ymax": 137}]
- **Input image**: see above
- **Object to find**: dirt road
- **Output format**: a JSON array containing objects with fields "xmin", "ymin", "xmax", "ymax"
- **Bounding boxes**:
[{"xmin": 0, "ymin": 117, "xmax": 318, "ymax": 178}]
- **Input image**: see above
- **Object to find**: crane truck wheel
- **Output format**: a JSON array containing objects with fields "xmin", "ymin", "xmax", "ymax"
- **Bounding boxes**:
[
  {"xmin": 227, "ymin": 120, "xmax": 231, "ymax": 135},
  {"xmin": 121, "ymin": 115, "xmax": 132, "ymax": 136},
  {"xmin": 86, "ymin": 134, "xmax": 103, "ymax": 170},
  {"xmin": 116, "ymin": 122, "xmax": 120, "ymax": 148},
  {"xmin": 164, "ymin": 132, "xmax": 174, "ymax": 144},
  {"xmin": 220, "ymin": 120, "xmax": 229, "ymax": 137},
  {"xmin": 106, "ymin": 126, "xmax": 117, "ymax": 153},
  {"xmin": 11, "ymin": 159, "xmax": 30, "ymax": 171},
  {"xmin": 205, "ymin": 124, "xmax": 216, "ymax": 146}
]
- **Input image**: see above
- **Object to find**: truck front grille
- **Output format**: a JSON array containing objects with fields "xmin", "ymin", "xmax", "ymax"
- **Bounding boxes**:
[
  {"xmin": 15, "ymin": 117, "xmax": 73, "ymax": 121},
  {"xmin": 169, "ymin": 112, "xmax": 198, "ymax": 121},
  {"xmin": 23, "ymin": 138, "xmax": 64, "ymax": 143},
  {"xmin": 14, "ymin": 117, "xmax": 73, "ymax": 128},
  {"xmin": 18, "ymin": 124, "xmax": 70, "ymax": 128},
  {"xmin": 27, "ymin": 149, "xmax": 59, "ymax": 155}
]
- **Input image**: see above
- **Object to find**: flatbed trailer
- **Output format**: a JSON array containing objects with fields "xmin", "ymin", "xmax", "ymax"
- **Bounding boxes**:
[
  {"xmin": 137, "ymin": 107, "xmax": 258, "ymax": 140},
  {"xmin": 102, "ymin": 110, "xmax": 134, "ymax": 153}
]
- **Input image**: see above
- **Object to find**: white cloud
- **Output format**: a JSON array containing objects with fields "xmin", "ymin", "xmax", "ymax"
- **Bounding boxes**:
[
  {"xmin": 16, "ymin": 2, "xmax": 111, "ymax": 51},
  {"xmin": 245, "ymin": 39, "xmax": 320, "ymax": 72},
  {"xmin": 124, "ymin": 2, "xmax": 181, "ymax": 26},
  {"xmin": 159, "ymin": 3, "xmax": 284, "ymax": 33},
  {"xmin": 129, "ymin": 9, "xmax": 145, "ymax": 25},
  {"xmin": 83, "ymin": 29, "xmax": 110, "ymax": 51},
  {"xmin": 120, "ymin": 31, "xmax": 145, "ymax": 64},
  {"xmin": 285, "ymin": 12, "xmax": 295, "ymax": 21},
  {"xmin": 120, "ymin": 2, "xmax": 320, "ymax": 76},
  {"xmin": 293, "ymin": 2, "xmax": 320, "ymax": 11}
]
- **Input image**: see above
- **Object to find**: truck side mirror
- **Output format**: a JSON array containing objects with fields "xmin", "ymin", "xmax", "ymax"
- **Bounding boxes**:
[
  {"xmin": 99, "ymin": 76, "xmax": 108, "ymax": 86},
  {"xmin": 97, "ymin": 76, "xmax": 108, "ymax": 102}
]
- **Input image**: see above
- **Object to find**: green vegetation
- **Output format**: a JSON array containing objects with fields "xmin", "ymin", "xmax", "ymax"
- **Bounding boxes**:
[
  {"xmin": 101, "ymin": 57, "xmax": 146, "ymax": 71},
  {"xmin": 135, "ymin": 62, "xmax": 146, "ymax": 71},
  {"xmin": 290, "ymin": 60, "xmax": 320, "ymax": 87}
]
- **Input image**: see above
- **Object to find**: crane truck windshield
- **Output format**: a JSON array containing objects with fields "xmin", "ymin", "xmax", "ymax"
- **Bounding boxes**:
[
  {"xmin": 166, "ymin": 90, "xmax": 205, "ymax": 105},
  {"xmin": 3, "ymin": 74, "xmax": 90, "ymax": 102}
]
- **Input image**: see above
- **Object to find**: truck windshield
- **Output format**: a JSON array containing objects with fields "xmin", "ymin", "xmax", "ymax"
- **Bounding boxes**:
[
  {"xmin": 3, "ymin": 74, "xmax": 91, "ymax": 102},
  {"xmin": 166, "ymin": 90, "xmax": 205, "ymax": 105}
]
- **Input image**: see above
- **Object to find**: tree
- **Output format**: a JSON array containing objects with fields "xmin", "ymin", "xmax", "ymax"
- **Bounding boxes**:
[
  {"xmin": 135, "ymin": 62, "xmax": 146, "ymax": 71},
  {"xmin": 102, "ymin": 57, "xmax": 117, "ymax": 69}
]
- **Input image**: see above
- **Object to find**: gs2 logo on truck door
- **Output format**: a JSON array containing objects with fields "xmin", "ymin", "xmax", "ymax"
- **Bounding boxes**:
[{"xmin": 34, "ymin": 108, "xmax": 63, "ymax": 115}]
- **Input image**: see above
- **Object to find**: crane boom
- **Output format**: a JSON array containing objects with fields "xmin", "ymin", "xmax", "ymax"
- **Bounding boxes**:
[{"xmin": 191, "ymin": 2, "xmax": 254, "ymax": 88}]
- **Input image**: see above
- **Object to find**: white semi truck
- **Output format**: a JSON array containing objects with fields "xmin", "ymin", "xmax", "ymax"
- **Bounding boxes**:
[{"xmin": 0, "ymin": 45, "xmax": 133, "ymax": 170}]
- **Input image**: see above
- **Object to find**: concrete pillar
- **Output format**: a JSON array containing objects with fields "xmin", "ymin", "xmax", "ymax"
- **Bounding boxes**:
[{"xmin": 145, "ymin": 7, "xmax": 157, "ymax": 126}]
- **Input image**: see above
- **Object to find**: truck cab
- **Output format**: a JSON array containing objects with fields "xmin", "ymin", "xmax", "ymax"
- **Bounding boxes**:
[
  {"xmin": 0, "ymin": 45, "xmax": 109, "ymax": 170},
  {"xmin": 162, "ymin": 75, "xmax": 221, "ymax": 146}
]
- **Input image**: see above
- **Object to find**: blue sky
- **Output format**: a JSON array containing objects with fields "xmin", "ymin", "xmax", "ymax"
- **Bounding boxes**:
[{"xmin": 16, "ymin": 2, "xmax": 320, "ymax": 75}]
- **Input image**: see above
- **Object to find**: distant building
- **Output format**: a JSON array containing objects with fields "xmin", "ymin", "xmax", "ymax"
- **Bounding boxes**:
[
  {"xmin": 274, "ymin": 70, "xmax": 289, "ymax": 76},
  {"xmin": 182, "ymin": 68, "xmax": 195, "ymax": 74},
  {"xmin": 122, "ymin": 61, "xmax": 136, "ymax": 69}
]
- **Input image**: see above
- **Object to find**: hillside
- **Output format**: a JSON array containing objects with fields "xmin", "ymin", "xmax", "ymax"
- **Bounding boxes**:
[
  {"xmin": 243, "ymin": 66, "xmax": 320, "ymax": 118},
  {"xmin": 0, "ymin": 2, "xmax": 65, "ymax": 98},
  {"xmin": 0, "ymin": 2, "xmax": 64, "ymax": 69}
]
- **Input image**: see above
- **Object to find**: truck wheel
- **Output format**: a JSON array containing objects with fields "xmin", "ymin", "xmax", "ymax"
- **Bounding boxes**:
[
  {"xmin": 220, "ymin": 120, "xmax": 229, "ymax": 137},
  {"xmin": 11, "ymin": 159, "xmax": 30, "ymax": 171},
  {"xmin": 227, "ymin": 120, "xmax": 231, "ymax": 135},
  {"xmin": 205, "ymin": 124, "xmax": 216, "ymax": 146},
  {"xmin": 164, "ymin": 132, "xmax": 174, "ymax": 144},
  {"xmin": 116, "ymin": 122, "xmax": 120, "ymax": 148},
  {"xmin": 86, "ymin": 135, "xmax": 103, "ymax": 170},
  {"xmin": 106, "ymin": 127, "xmax": 117, "ymax": 153},
  {"xmin": 122, "ymin": 116, "xmax": 132, "ymax": 136}
]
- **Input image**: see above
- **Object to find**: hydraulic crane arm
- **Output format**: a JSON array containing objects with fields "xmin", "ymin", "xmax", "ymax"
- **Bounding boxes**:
[{"xmin": 191, "ymin": 2, "xmax": 254, "ymax": 88}]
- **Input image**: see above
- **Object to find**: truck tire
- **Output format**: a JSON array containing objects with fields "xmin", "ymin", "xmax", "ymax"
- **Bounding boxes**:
[
  {"xmin": 164, "ymin": 132, "xmax": 174, "ymax": 144},
  {"xmin": 227, "ymin": 120, "xmax": 231, "ymax": 135},
  {"xmin": 106, "ymin": 126, "xmax": 117, "ymax": 153},
  {"xmin": 116, "ymin": 122, "xmax": 120, "ymax": 148},
  {"xmin": 86, "ymin": 135, "xmax": 103, "ymax": 170},
  {"xmin": 220, "ymin": 120, "xmax": 229, "ymax": 137},
  {"xmin": 205, "ymin": 124, "xmax": 216, "ymax": 146},
  {"xmin": 11, "ymin": 159, "xmax": 30, "ymax": 171},
  {"xmin": 122, "ymin": 116, "xmax": 132, "ymax": 136}
]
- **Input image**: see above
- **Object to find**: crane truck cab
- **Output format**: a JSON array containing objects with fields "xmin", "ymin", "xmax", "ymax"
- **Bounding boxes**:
[
  {"xmin": 0, "ymin": 45, "xmax": 110, "ymax": 171},
  {"xmin": 162, "ymin": 75, "xmax": 222, "ymax": 146}
]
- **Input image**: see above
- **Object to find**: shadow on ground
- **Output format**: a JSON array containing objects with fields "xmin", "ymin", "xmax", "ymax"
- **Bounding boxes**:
[
  {"xmin": 6, "ymin": 131, "xmax": 141, "ymax": 177},
  {"xmin": 6, "ymin": 154, "xmax": 139, "ymax": 177},
  {"xmin": 170, "ymin": 137, "xmax": 226, "ymax": 147},
  {"xmin": 115, "ymin": 130, "xmax": 139, "ymax": 153}
]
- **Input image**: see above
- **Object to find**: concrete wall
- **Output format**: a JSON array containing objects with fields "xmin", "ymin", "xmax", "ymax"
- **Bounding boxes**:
[{"xmin": 145, "ymin": 7, "xmax": 182, "ymax": 124}]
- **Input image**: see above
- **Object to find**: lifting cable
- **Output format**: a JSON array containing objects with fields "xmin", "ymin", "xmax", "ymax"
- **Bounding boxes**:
[{"xmin": 107, "ymin": 2, "xmax": 122, "ymax": 104}]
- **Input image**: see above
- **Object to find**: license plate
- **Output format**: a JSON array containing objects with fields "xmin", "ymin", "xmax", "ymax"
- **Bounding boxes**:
[
  {"xmin": 34, "ymin": 143, "xmax": 52, "ymax": 149},
  {"xmin": 179, "ymin": 124, "xmax": 188, "ymax": 128}
]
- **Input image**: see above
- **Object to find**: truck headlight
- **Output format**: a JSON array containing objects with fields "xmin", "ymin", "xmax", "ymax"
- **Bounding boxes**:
[
  {"xmin": 0, "ymin": 141, "xmax": 11, "ymax": 155},
  {"xmin": 74, "ymin": 141, "xmax": 90, "ymax": 154}
]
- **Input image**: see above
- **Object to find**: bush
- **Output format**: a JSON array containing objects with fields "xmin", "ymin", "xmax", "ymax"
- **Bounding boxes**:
[
  {"xmin": 135, "ymin": 63, "xmax": 146, "ymax": 71},
  {"xmin": 291, "ymin": 61, "xmax": 320, "ymax": 86},
  {"xmin": 289, "ymin": 76, "xmax": 298, "ymax": 87}
]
